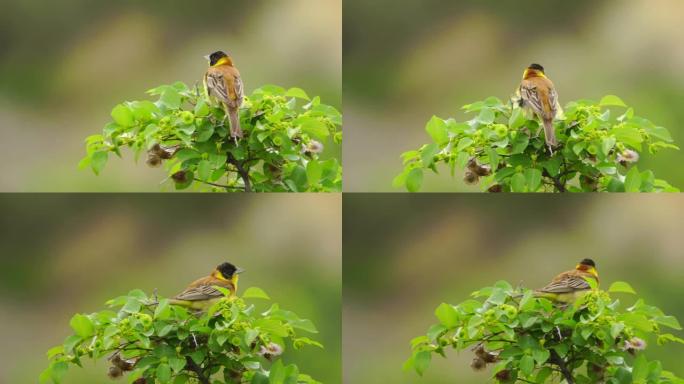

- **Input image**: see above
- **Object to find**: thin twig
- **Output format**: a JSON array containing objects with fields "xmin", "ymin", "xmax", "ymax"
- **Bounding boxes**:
[{"xmin": 193, "ymin": 178, "xmax": 245, "ymax": 191}]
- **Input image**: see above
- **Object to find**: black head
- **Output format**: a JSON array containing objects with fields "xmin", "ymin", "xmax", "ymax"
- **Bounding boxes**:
[
  {"xmin": 208, "ymin": 51, "xmax": 228, "ymax": 66},
  {"xmin": 216, "ymin": 262, "xmax": 244, "ymax": 278},
  {"xmin": 579, "ymin": 258, "xmax": 596, "ymax": 267},
  {"xmin": 528, "ymin": 63, "xmax": 545, "ymax": 72}
]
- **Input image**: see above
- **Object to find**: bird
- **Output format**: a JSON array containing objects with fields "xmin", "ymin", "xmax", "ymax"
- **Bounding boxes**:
[
  {"xmin": 169, "ymin": 262, "xmax": 245, "ymax": 310},
  {"xmin": 517, "ymin": 63, "xmax": 562, "ymax": 152},
  {"xmin": 204, "ymin": 51, "xmax": 244, "ymax": 139},
  {"xmin": 534, "ymin": 259, "xmax": 599, "ymax": 303}
]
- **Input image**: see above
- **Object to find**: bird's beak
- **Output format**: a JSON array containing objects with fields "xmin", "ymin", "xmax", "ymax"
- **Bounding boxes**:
[
  {"xmin": 203, "ymin": 54, "xmax": 211, "ymax": 61},
  {"xmin": 235, "ymin": 267, "xmax": 246, "ymax": 274}
]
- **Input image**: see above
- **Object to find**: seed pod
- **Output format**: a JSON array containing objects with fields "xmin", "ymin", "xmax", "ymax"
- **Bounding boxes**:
[
  {"xmin": 171, "ymin": 171, "xmax": 188, "ymax": 183},
  {"xmin": 463, "ymin": 170, "xmax": 479, "ymax": 185},
  {"xmin": 495, "ymin": 369, "xmax": 511, "ymax": 381},
  {"xmin": 488, "ymin": 184, "xmax": 503, "ymax": 193},
  {"xmin": 467, "ymin": 157, "xmax": 480, "ymax": 172},
  {"xmin": 107, "ymin": 366, "xmax": 123, "ymax": 379},
  {"xmin": 146, "ymin": 153, "xmax": 162, "ymax": 168},
  {"xmin": 470, "ymin": 356, "xmax": 486, "ymax": 371},
  {"xmin": 474, "ymin": 164, "xmax": 492, "ymax": 177},
  {"xmin": 159, "ymin": 145, "xmax": 180, "ymax": 159}
]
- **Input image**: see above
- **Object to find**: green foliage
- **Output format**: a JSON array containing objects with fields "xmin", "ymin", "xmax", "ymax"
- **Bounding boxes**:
[
  {"xmin": 406, "ymin": 280, "xmax": 684, "ymax": 383},
  {"xmin": 42, "ymin": 288, "xmax": 323, "ymax": 384},
  {"xmin": 80, "ymin": 82, "xmax": 343, "ymax": 192},
  {"xmin": 395, "ymin": 95, "xmax": 679, "ymax": 192}
]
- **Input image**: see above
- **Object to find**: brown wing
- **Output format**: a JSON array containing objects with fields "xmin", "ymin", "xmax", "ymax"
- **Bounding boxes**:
[
  {"xmin": 538, "ymin": 270, "xmax": 592, "ymax": 294},
  {"xmin": 520, "ymin": 77, "xmax": 555, "ymax": 120},
  {"xmin": 174, "ymin": 276, "xmax": 234, "ymax": 302},
  {"xmin": 205, "ymin": 66, "xmax": 243, "ymax": 109}
]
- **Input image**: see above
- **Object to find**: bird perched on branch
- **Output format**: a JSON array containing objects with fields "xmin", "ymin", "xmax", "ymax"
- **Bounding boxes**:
[
  {"xmin": 170, "ymin": 262, "xmax": 245, "ymax": 310},
  {"xmin": 517, "ymin": 63, "xmax": 562, "ymax": 153},
  {"xmin": 204, "ymin": 51, "xmax": 244, "ymax": 139},
  {"xmin": 534, "ymin": 259, "xmax": 599, "ymax": 303}
]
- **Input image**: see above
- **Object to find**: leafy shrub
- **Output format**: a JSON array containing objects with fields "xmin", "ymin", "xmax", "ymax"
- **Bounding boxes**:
[
  {"xmin": 80, "ymin": 83, "xmax": 343, "ymax": 192},
  {"xmin": 406, "ymin": 280, "xmax": 684, "ymax": 383},
  {"xmin": 42, "ymin": 287, "xmax": 323, "ymax": 384},
  {"xmin": 394, "ymin": 95, "xmax": 679, "ymax": 192}
]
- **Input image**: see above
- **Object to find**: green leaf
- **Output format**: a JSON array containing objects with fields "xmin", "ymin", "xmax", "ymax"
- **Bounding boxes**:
[
  {"xmin": 509, "ymin": 108, "xmax": 526, "ymax": 130},
  {"xmin": 269, "ymin": 359, "xmax": 286, "ymax": 384},
  {"xmin": 286, "ymin": 87, "xmax": 310, "ymax": 100},
  {"xmin": 600, "ymin": 95, "xmax": 627, "ymax": 108},
  {"xmin": 111, "ymin": 104, "xmax": 135, "ymax": 127},
  {"xmin": 602, "ymin": 136, "xmax": 616, "ymax": 156},
  {"xmin": 175, "ymin": 149, "xmax": 201, "ymax": 162},
  {"xmin": 154, "ymin": 299, "xmax": 171, "ymax": 320},
  {"xmin": 421, "ymin": 143, "xmax": 439, "ymax": 167},
  {"xmin": 632, "ymin": 354, "xmax": 649, "ymax": 383},
  {"xmin": 297, "ymin": 116, "xmax": 329, "ymax": 140},
  {"xmin": 542, "ymin": 156, "xmax": 561, "ymax": 177},
  {"xmin": 519, "ymin": 354, "xmax": 535, "ymax": 376},
  {"xmin": 90, "ymin": 151, "xmax": 108, "ymax": 175},
  {"xmin": 306, "ymin": 159, "xmax": 323, "ymax": 186},
  {"xmin": 161, "ymin": 88, "xmax": 182, "ymax": 109},
  {"xmin": 243, "ymin": 287, "xmax": 271, "ymax": 300},
  {"xmin": 624, "ymin": 166, "xmax": 642, "ymax": 192},
  {"xmin": 157, "ymin": 363, "xmax": 172, "ymax": 383},
  {"xmin": 425, "ymin": 116, "xmax": 449, "ymax": 145},
  {"xmin": 510, "ymin": 134, "xmax": 530, "ymax": 154},
  {"xmin": 532, "ymin": 348, "xmax": 550, "ymax": 365},
  {"xmin": 524, "ymin": 168, "xmax": 542, "ymax": 192},
  {"xmin": 456, "ymin": 137, "xmax": 474, "ymax": 152},
  {"xmin": 511, "ymin": 172, "xmax": 526, "ymax": 192},
  {"xmin": 477, "ymin": 108, "xmax": 495, "ymax": 124},
  {"xmin": 413, "ymin": 351, "xmax": 431, "ymax": 376},
  {"xmin": 611, "ymin": 125, "xmax": 643, "ymax": 149},
  {"xmin": 197, "ymin": 160, "xmax": 212, "ymax": 181},
  {"xmin": 655, "ymin": 316, "xmax": 682, "ymax": 330},
  {"xmin": 69, "ymin": 314, "xmax": 95, "ymax": 338},
  {"xmin": 608, "ymin": 281, "xmax": 636, "ymax": 294},
  {"xmin": 406, "ymin": 168, "xmax": 423, "ymax": 192},
  {"xmin": 434, "ymin": 303, "xmax": 459, "ymax": 328},
  {"xmin": 194, "ymin": 99, "xmax": 210, "ymax": 117}
]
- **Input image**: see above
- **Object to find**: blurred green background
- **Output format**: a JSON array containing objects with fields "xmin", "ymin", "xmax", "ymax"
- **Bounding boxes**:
[
  {"xmin": 0, "ymin": 194, "xmax": 341, "ymax": 383},
  {"xmin": 343, "ymin": 0, "xmax": 684, "ymax": 192},
  {"xmin": 0, "ymin": 0, "xmax": 341, "ymax": 191},
  {"xmin": 343, "ymin": 194, "xmax": 684, "ymax": 383}
]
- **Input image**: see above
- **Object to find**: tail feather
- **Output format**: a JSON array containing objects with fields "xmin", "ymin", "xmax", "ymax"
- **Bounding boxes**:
[
  {"xmin": 228, "ymin": 107, "xmax": 243, "ymax": 138},
  {"xmin": 542, "ymin": 119, "xmax": 557, "ymax": 148}
]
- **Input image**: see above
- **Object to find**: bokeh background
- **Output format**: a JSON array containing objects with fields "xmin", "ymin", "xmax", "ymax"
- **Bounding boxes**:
[
  {"xmin": 343, "ymin": 0, "xmax": 684, "ymax": 191},
  {"xmin": 0, "ymin": 0, "xmax": 341, "ymax": 191},
  {"xmin": 343, "ymin": 194, "xmax": 684, "ymax": 383},
  {"xmin": 0, "ymin": 194, "xmax": 341, "ymax": 383}
]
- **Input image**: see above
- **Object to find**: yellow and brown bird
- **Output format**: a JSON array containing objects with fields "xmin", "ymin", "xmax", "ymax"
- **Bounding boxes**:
[
  {"xmin": 534, "ymin": 258, "xmax": 599, "ymax": 303},
  {"xmin": 170, "ymin": 262, "xmax": 244, "ymax": 310},
  {"xmin": 204, "ymin": 51, "xmax": 244, "ymax": 139},
  {"xmin": 517, "ymin": 63, "xmax": 561, "ymax": 151}
]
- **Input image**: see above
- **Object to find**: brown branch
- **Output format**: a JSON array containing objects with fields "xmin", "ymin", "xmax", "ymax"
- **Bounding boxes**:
[
  {"xmin": 550, "ymin": 350, "xmax": 574, "ymax": 384},
  {"xmin": 227, "ymin": 154, "xmax": 252, "ymax": 192},
  {"xmin": 185, "ymin": 356, "xmax": 210, "ymax": 384}
]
